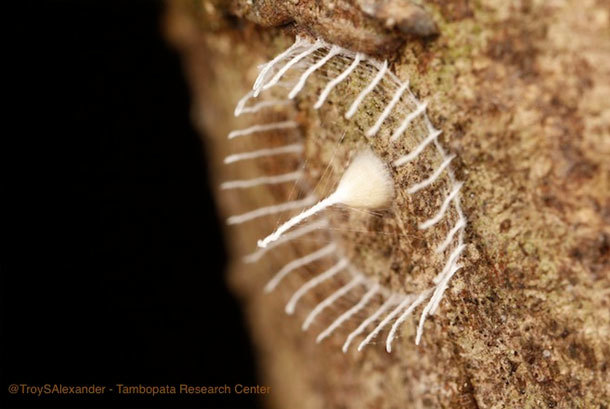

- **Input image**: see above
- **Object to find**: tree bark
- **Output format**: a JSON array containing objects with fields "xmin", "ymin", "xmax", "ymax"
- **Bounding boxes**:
[{"xmin": 165, "ymin": 1, "xmax": 609, "ymax": 408}]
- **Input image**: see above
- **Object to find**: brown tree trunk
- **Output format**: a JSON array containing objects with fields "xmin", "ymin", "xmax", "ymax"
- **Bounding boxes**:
[{"xmin": 165, "ymin": 1, "xmax": 609, "ymax": 408}]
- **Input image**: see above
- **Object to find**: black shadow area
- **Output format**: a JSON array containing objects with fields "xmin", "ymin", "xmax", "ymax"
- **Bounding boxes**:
[{"xmin": 3, "ymin": 1, "xmax": 258, "ymax": 408}]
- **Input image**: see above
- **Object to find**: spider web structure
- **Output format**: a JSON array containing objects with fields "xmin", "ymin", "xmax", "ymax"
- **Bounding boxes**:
[{"xmin": 223, "ymin": 35, "xmax": 467, "ymax": 352}]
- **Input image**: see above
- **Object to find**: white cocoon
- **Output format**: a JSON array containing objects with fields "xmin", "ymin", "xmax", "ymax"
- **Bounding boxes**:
[
  {"xmin": 258, "ymin": 148, "xmax": 394, "ymax": 248},
  {"xmin": 334, "ymin": 149, "xmax": 395, "ymax": 209}
]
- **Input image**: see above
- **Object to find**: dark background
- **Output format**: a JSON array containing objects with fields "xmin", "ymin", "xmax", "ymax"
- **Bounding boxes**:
[{"xmin": 3, "ymin": 1, "xmax": 258, "ymax": 408}]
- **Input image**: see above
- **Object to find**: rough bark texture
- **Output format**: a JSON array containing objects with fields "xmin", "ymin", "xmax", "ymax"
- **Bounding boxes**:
[{"xmin": 165, "ymin": 1, "xmax": 610, "ymax": 408}]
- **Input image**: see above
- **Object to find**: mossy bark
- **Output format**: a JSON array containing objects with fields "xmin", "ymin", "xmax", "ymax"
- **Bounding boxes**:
[{"xmin": 165, "ymin": 1, "xmax": 609, "ymax": 408}]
